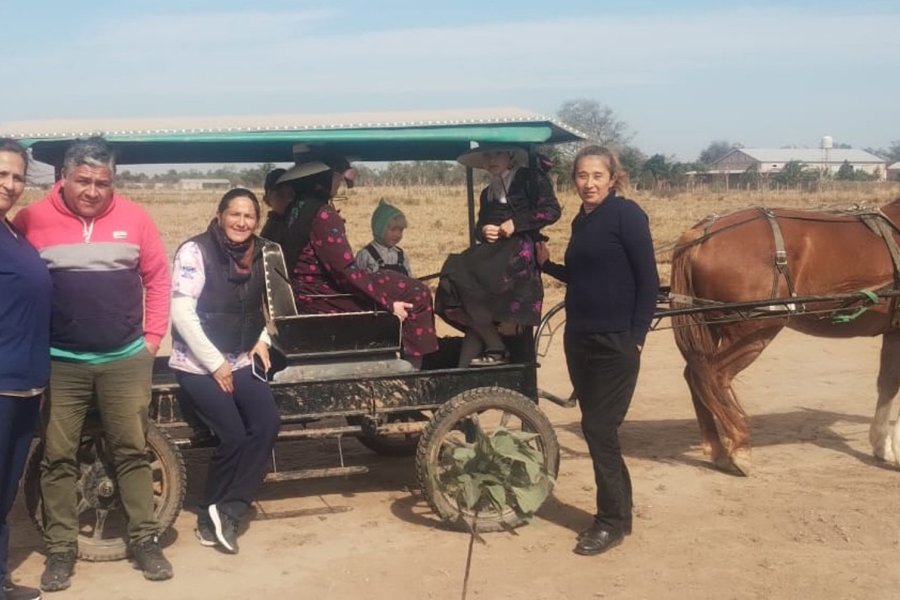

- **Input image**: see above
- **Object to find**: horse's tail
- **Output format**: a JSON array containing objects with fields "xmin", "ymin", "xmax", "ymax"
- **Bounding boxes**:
[{"xmin": 670, "ymin": 228, "xmax": 718, "ymax": 359}]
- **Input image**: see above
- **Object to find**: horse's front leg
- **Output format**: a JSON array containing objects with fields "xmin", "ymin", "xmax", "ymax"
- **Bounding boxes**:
[{"xmin": 870, "ymin": 331, "xmax": 900, "ymax": 464}]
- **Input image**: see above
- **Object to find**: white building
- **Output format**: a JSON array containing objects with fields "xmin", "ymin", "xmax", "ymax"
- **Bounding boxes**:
[
  {"xmin": 178, "ymin": 178, "xmax": 231, "ymax": 190},
  {"xmin": 709, "ymin": 148, "xmax": 886, "ymax": 180}
]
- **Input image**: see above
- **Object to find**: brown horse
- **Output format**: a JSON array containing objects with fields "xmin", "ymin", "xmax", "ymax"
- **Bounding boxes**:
[{"xmin": 670, "ymin": 198, "xmax": 900, "ymax": 475}]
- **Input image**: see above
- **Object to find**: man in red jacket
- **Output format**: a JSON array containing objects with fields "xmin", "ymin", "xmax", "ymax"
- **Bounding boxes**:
[{"xmin": 14, "ymin": 137, "xmax": 173, "ymax": 590}]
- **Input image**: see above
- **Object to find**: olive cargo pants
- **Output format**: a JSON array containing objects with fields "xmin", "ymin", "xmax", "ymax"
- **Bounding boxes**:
[{"xmin": 40, "ymin": 350, "xmax": 158, "ymax": 553}]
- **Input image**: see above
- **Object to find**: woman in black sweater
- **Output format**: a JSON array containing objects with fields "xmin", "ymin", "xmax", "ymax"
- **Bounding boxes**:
[{"xmin": 538, "ymin": 145, "xmax": 658, "ymax": 556}]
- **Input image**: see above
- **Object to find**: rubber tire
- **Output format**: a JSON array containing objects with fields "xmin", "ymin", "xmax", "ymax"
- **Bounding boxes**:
[
  {"xmin": 348, "ymin": 411, "xmax": 428, "ymax": 457},
  {"xmin": 415, "ymin": 386, "xmax": 560, "ymax": 532},
  {"xmin": 24, "ymin": 423, "xmax": 186, "ymax": 562}
]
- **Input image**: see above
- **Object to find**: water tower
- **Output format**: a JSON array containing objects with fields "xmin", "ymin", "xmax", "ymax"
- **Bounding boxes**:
[{"xmin": 821, "ymin": 135, "xmax": 833, "ymax": 175}]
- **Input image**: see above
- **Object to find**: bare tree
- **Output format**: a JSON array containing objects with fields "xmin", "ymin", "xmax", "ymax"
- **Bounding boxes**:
[{"xmin": 556, "ymin": 99, "xmax": 632, "ymax": 150}]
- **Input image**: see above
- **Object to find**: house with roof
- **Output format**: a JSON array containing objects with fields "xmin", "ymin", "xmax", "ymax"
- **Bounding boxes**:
[
  {"xmin": 887, "ymin": 162, "xmax": 900, "ymax": 181},
  {"xmin": 708, "ymin": 148, "xmax": 886, "ymax": 181}
]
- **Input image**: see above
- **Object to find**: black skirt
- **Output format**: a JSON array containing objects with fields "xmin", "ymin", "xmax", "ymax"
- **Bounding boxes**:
[{"xmin": 436, "ymin": 234, "xmax": 544, "ymax": 330}]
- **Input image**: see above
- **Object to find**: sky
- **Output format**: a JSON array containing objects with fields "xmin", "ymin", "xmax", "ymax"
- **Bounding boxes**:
[{"xmin": 5, "ymin": 0, "xmax": 900, "ymax": 162}]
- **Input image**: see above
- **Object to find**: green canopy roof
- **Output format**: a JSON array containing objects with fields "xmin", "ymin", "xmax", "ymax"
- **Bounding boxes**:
[{"xmin": 0, "ymin": 108, "xmax": 585, "ymax": 166}]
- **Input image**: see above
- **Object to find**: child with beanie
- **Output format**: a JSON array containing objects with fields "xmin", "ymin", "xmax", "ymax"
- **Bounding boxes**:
[{"xmin": 355, "ymin": 199, "xmax": 414, "ymax": 277}]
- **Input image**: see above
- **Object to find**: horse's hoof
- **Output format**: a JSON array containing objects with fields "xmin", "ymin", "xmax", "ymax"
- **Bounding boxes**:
[
  {"xmin": 890, "ymin": 430, "xmax": 900, "ymax": 466},
  {"xmin": 872, "ymin": 443, "xmax": 896, "ymax": 464},
  {"xmin": 869, "ymin": 425, "xmax": 896, "ymax": 463},
  {"xmin": 713, "ymin": 450, "xmax": 751, "ymax": 476}
]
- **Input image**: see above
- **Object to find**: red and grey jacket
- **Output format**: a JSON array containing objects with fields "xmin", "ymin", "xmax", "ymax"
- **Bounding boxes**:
[{"xmin": 13, "ymin": 181, "xmax": 171, "ymax": 353}]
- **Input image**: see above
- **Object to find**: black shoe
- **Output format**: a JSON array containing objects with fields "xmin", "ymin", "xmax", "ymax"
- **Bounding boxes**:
[
  {"xmin": 574, "ymin": 527, "xmax": 624, "ymax": 556},
  {"xmin": 577, "ymin": 519, "xmax": 631, "ymax": 540},
  {"xmin": 3, "ymin": 581, "xmax": 42, "ymax": 600},
  {"xmin": 469, "ymin": 350, "xmax": 510, "ymax": 367},
  {"xmin": 196, "ymin": 511, "xmax": 217, "ymax": 547},
  {"xmin": 39, "ymin": 551, "xmax": 75, "ymax": 592},
  {"xmin": 130, "ymin": 536, "xmax": 173, "ymax": 581},
  {"xmin": 208, "ymin": 504, "xmax": 240, "ymax": 554}
]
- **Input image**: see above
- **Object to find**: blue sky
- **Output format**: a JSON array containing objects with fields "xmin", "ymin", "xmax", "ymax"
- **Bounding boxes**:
[{"xmin": 6, "ymin": 0, "xmax": 899, "ymax": 161}]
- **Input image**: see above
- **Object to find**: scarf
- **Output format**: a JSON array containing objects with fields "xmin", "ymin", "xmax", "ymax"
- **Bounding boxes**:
[
  {"xmin": 487, "ymin": 166, "xmax": 521, "ymax": 205},
  {"xmin": 208, "ymin": 219, "xmax": 255, "ymax": 283}
]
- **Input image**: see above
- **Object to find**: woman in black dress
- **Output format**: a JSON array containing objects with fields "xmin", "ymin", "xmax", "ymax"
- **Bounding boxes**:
[{"xmin": 437, "ymin": 145, "xmax": 561, "ymax": 367}]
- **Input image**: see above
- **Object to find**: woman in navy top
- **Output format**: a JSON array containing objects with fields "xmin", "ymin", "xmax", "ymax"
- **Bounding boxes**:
[
  {"xmin": 538, "ymin": 145, "xmax": 658, "ymax": 557},
  {"xmin": 0, "ymin": 139, "xmax": 51, "ymax": 600}
]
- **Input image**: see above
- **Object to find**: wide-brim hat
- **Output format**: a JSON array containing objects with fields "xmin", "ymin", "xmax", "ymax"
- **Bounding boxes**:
[
  {"xmin": 276, "ymin": 161, "xmax": 330, "ymax": 186},
  {"xmin": 457, "ymin": 144, "xmax": 529, "ymax": 170}
]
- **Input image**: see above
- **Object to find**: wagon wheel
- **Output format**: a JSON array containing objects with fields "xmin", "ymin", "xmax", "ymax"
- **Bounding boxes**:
[
  {"xmin": 347, "ymin": 411, "xmax": 430, "ymax": 456},
  {"xmin": 415, "ymin": 387, "xmax": 559, "ymax": 532},
  {"xmin": 534, "ymin": 301, "xmax": 575, "ymax": 405},
  {"xmin": 24, "ymin": 423, "xmax": 185, "ymax": 562}
]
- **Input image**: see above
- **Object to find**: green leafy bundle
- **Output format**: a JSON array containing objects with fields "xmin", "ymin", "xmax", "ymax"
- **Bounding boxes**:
[{"xmin": 443, "ymin": 426, "xmax": 554, "ymax": 519}]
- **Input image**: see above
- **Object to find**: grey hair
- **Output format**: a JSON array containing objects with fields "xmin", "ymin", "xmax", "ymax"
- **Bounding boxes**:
[{"xmin": 63, "ymin": 136, "xmax": 116, "ymax": 176}]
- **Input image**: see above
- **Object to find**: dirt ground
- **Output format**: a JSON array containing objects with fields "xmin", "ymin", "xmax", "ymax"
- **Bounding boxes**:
[{"xmin": 7, "ymin": 322, "xmax": 900, "ymax": 600}]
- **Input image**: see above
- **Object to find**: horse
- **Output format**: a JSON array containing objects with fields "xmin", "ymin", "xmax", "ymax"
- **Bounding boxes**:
[{"xmin": 670, "ymin": 198, "xmax": 900, "ymax": 475}]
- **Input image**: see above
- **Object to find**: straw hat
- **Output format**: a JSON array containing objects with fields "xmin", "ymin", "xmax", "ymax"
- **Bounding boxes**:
[
  {"xmin": 276, "ymin": 161, "xmax": 330, "ymax": 185},
  {"xmin": 456, "ymin": 144, "xmax": 529, "ymax": 170}
]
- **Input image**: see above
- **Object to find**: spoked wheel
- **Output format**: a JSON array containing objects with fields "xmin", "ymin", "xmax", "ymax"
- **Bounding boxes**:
[
  {"xmin": 534, "ymin": 301, "xmax": 575, "ymax": 406},
  {"xmin": 24, "ymin": 423, "xmax": 185, "ymax": 561},
  {"xmin": 415, "ymin": 387, "xmax": 559, "ymax": 532},
  {"xmin": 348, "ymin": 411, "xmax": 430, "ymax": 456}
]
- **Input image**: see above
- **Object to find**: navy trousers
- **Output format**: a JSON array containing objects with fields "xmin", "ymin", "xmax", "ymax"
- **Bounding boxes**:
[
  {"xmin": 0, "ymin": 394, "xmax": 40, "ymax": 589},
  {"xmin": 564, "ymin": 331, "xmax": 640, "ymax": 535},
  {"xmin": 175, "ymin": 368, "xmax": 280, "ymax": 521}
]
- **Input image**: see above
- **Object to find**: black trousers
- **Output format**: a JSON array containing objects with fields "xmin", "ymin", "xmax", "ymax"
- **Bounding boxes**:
[
  {"xmin": 175, "ymin": 368, "xmax": 280, "ymax": 521},
  {"xmin": 564, "ymin": 331, "xmax": 640, "ymax": 535},
  {"xmin": 0, "ymin": 394, "xmax": 40, "ymax": 589}
]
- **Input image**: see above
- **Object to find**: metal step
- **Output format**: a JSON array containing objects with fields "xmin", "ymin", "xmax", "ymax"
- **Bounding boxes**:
[
  {"xmin": 276, "ymin": 426, "xmax": 362, "ymax": 440},
  {"xmin": 265, "ymin": 466, "xmax": 369, "ymax": 482}
]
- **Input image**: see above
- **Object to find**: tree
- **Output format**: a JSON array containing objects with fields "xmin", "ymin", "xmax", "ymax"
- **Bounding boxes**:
[
  {"xmin": 618, "ymin": 146, "xmax": 647, "ymax": 188},
  {"xmin": 698, "ymin": 140, "xmax": 742, "ymax": 165},
  {"xmin": 772, "ymin": 160, "xmax": 817, "ymax": 187},
  {"xmin": 556, "ymin": 99, "xmax": 632, "ymax": 149},
  {"xmin": 238, "ymin": 162, "xmax": 275, "ymax": 187},
  {"xmin": 866, "ymin": 140, "xmax": 900, "ymax": 163},
  {"xmin": 640, "ymin": 154, "xmax": 672, "ymax": 189},
  {"xmin": 637, "ymin": 153, "xmax": 691, "ymax": 190},
  {"xmin": 836, "ymin": 160, "xmax": 855, "ymax": 180}
]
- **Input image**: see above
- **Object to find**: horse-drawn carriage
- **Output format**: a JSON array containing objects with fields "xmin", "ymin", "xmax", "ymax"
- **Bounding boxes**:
[
  {"xmin": 7, "ymin": 109, "xmax": 583, "ymax": 561},
  {"xmin": 9, "ymin": 110, "xmax": 900, "ymax": 563}
]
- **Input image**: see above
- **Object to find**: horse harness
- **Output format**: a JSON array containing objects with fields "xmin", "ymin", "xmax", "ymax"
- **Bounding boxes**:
[
  {"xmin": 697, "ymin": 207, "xmax": 900, "ymax": 325},
  {"xmin": 859, "ymin": 211, "xmax": 900, "ymax": 327},
  {"xmin": 759, "ymin": 208, "xmax": 797, "ymax": 300}
]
